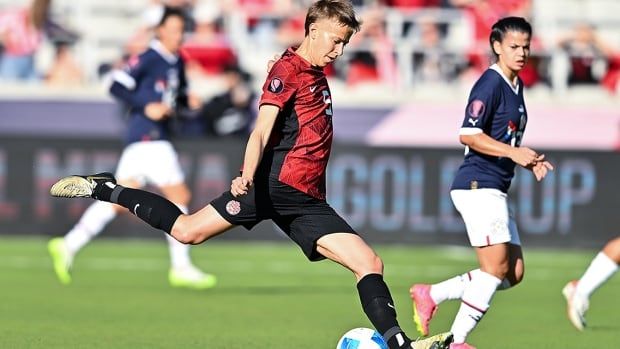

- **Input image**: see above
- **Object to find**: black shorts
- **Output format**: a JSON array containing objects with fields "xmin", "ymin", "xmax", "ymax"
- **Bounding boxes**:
[{"xmin": 210, "ymin": 178, "xmax": 357, "ymax": 261}]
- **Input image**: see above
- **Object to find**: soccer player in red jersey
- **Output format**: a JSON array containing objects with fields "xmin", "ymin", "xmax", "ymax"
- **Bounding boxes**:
[{"xmin": 50, "ymin": 1, "xmax": 451, "ymax": 348}]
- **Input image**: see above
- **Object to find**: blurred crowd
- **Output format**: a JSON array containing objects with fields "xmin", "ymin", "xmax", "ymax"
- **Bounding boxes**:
[{"xmin": 1, "ymin": 0, "xmax": 619, "ymax": 95}]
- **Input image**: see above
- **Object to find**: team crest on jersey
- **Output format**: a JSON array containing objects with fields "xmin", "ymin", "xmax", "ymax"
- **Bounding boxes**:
[
  {"xmin": 154, "ymin": 79, "xmax": 166, "ymax": 93},
  {"xmin": 503, "ymin": 120, "xmax": 518, "ymax": 141},
  {"xmin": 225, "ymin": 200, "xmax": 241, "ymax": 215},
  {"xmin": 468, "ymin": 100, "xmax": 485, "ymax": 118},
  {"xmin": 268, "ymin": 77, "xmax": 284, "ymax": 93}
]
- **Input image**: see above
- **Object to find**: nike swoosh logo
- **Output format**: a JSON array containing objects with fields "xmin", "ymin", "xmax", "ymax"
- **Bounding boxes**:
[
  {"xmin": 309, "ymin": 86, "xmax": 317, "ymax": 92},
  {"xmin": 387, "ymin": 302, "xmax": 395, "ymax": 309},
  {"xmin": 133, "ymin": 204, "xmax": 140, "ymax": 215}
]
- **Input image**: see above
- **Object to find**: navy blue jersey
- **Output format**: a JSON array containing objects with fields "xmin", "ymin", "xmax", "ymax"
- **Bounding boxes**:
[
  {"xmin": 110, "ymin": 41, "xmax": 188, "ymax": 145},
  {"xmin": 451, "ymin": 64, "xmax": 527, "ymax": 193}
]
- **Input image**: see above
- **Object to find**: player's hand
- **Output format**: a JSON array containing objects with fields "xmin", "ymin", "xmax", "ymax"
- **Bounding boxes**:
[
  {"xmin": 267, "ymin": 54, "xmax": 280, "ymax": 73},
  {"xmin": 231, "ymin": 176, "xmax": 253, "ymax": 197},
  {"xmin": 145, "ymin": 102, "xmax": 171, "ymax": 121},
  {"xmin": 509, "ymin": 146, "xmax": 539, "ymax": 167},
  {"xmin": 527, "ymin": 155, "xmax": 554, "ymax": 181}
]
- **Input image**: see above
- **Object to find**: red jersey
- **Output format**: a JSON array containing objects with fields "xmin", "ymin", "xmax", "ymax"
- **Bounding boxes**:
[{"xmin": 258, "ymin": 47, "xmax": 334, "ymax": 200}]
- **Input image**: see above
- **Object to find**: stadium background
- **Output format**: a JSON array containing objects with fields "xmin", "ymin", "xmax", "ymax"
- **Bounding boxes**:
[
  {"xmin": 0, "ymin": 1, "xmax": 619, "ymax": 348},
  {"xmin": 1, "ymin": 0, "xmax": 618, "ymax": 246}
]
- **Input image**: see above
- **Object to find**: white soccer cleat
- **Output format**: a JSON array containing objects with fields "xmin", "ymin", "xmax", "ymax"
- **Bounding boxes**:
[
  {"xmin": 50, "ymin": 172, "xmax": 116, "ymax": 199},
  {"xmin": 411, "ymin": 332, "xmax": 453, "ymax": 349},
  {"xmin": 169, "ymin": 265, "xmax": 217, "ymax": 290},
  {"xmin": 562, "ymin": 280, "xmax": 589, "ymax": 331}
]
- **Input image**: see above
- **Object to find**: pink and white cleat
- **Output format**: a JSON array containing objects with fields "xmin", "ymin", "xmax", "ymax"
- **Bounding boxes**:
[
  {"xmin": 449, "ymin": 343, "xmax": 476, "ymax": 349},
  {"xmin": 410, "ymin": 284, "xmax": 438, "ymax": 337}
]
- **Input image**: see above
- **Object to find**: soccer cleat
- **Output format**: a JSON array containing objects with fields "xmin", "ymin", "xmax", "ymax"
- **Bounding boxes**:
[
  {"xmin": 411, "ymin": 284, "xmax": 438, "ymax": 336},
  {"xmin": 48, "ymin": 237, "xmax": 73, "ymax": 285},
  {"xmin": 562, "ymin": 280, "xmax": 589, "ymax": 331},
  {"xmin": 449, "ymin": 343, "xmax": 476, "ymax": 349},
  {"xmin": 411, "ymin": 332, "xmax": 453, "ymax": 349},
  {"xmin": 50, "ymin": 172, "xmax": 116, "ymax": 199},
  {"xmin": 169, "ymin": 265, "xmax": 217, "ymax": 290}
]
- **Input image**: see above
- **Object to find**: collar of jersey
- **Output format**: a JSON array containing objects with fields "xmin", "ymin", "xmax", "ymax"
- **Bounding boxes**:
[
  {"xmin": 288, "ymin": 47, "xmax": 323, "ymax": 71},
  {"xmin": 489, "ymin": 64, "xmax": 519, "ymax": 95},
  {"xmin": 150, "ymin": 40, "xmax": 179, "ymax": 64}
]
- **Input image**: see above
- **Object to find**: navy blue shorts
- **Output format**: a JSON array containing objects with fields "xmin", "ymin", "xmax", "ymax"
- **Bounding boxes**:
[{"xmin": 210, "ymin": 178, "xmax": 356, "ymax": 261}]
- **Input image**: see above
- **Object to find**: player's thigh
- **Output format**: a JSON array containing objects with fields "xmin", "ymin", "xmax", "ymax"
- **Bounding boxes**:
[
  {"xmin": 451, "ymin": 189, "xmax": 517, "ymax": 247},
  {"xmin": 172, "ymin": 204, "xmax": 234, "ymax": 244},
  {"xmin": 316, "ymin": 232, "xmax": 383, "ymax": 279}
]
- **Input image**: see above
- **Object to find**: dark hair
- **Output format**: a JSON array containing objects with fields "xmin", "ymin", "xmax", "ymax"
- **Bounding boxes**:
[
  {"xmin": 157, "ymin": 6, "xmax": 186, "ymax": 27},
  {"xmin": 30, "ymin": 0, "xmax": 51, "ymax": 30},
  {"xmin": 489, "ymin": 17, "xmax": 532, "ymax": 57},
  {"xmin": 304, "ymin": 0, "xmax": 361, "ymax": 36}
]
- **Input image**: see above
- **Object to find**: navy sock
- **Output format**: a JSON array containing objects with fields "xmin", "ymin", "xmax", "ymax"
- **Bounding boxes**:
[{"xmin": 357, "ymin": 274, "xmax": 411, "ymax": 349}]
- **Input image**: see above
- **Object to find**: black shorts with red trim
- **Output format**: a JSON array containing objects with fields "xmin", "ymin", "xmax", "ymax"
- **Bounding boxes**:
[{"xmin": 210, "ymin": 177, "xmax": 357, "ymax": 261}]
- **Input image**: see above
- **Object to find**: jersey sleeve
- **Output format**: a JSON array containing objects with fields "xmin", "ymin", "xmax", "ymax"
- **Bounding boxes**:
[
  {"xmin": 259, "ymin": 60, "xmax": 298, "ymax": 109},
  {"xmin": 109, "ymin": 54, "xmax": 148, "ymax": 109},
  {"xmin": 459, "ymin": 73, "xmax": 500, "ymax": 136}
]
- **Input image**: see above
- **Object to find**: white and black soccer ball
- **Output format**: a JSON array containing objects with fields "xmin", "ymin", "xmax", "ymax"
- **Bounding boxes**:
[{"xmin": 336, "ymin": 327, "xmax": 388, "ymax": 349}]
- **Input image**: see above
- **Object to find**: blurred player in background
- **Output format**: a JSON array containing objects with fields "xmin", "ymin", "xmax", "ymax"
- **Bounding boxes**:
[
  {"xmin": 49, "ymin": 1, "xmax": 453, "ymax": 348},
  {"xmin": 408, "ymin": 17, "xmax": 553, "ymax": 349},
  {"xmin": 562, "ymin": 236, "xmax": 620, "ymax": 330},
  {"xmin": 48, "ymin": 6, "xmax": 216, "ymax": 290}
]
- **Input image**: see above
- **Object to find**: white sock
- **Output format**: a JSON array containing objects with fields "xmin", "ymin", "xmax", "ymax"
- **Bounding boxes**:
[
  {"xmin": 64, "ymin": 201, "xmax": 117, "ymax": 255},
  {"xmin": 167, "ymin": 204, "xmax": 192, "ymax": 269},
  {"xmin": 430, "ymin": 269, "xmax": 512, "ymax": 304},
  {"xmin": 450, "ymin": 271, "xmax": 501, "ymax": 343},
  {"xmin": 430, "ymin": 271, "xmax": 474, "ymax": 304},
  {"xmin": 576, "ymin": 252, "xmax": 619, "ymax": 298}
]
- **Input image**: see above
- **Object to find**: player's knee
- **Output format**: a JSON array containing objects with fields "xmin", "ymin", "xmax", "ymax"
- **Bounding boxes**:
[
  {"xmin": 170, "ymin": 217, "xmax": 202, "ymax": 245},
  {"xmin": 365, "ymin": 253, "xmax": 384, "ymax": 275},
  {"xmin": 483, "ymin": 262, "xmax": 509, "ymax": 280}
]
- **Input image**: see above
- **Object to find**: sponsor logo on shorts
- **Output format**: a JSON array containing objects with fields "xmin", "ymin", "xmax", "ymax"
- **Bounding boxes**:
[{"xmin": 226, "ymin": 200, "xmax": 241, "ymax": 215}]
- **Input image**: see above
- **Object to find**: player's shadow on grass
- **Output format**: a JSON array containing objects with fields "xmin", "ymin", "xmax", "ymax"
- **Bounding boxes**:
[
  {"xmin": 587, "ymin": 325, "xmax": 619, "ymax": 331},
  {"xmin": 211, "ymin": 285, "xmax": 353, "ymax": 295}
]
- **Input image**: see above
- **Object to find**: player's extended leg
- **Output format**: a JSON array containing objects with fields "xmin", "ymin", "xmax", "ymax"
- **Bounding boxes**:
[
  {"xmin": 316, "ymin": 233, "xmax": 452, "ymax": 349},
  {"xmin": 48, "ymin": 177, "xmax": 140, "ymax": 285},
  {"xmin": 50, "ymin": 173, "xmax": 234, "ymax": 244},
  {"xmin": 563, "ymin": 236, "xmax": 620, "ymax": 330},
  {"xmin": 448, "ymin": 243, "xmax": 508, "ymax": 346},
  {"xmin": 410, "ymin": 243, "xmax": 522, "ymax": 337},
  {"xmin": 159, "ymin": 182, "xmax": 216, "ymax": 289}
]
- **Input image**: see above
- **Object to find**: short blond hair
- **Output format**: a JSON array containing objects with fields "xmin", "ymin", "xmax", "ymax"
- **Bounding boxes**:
[{"xmin": 304, "ymin": 0, "xmax": 361, "ymax": 36}]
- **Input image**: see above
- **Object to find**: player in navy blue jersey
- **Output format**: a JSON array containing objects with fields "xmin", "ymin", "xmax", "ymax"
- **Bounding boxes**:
[
  {"xmin": 48, "ymin": 7, "xmax": 216, "ymax": 290},
  {"xmin": 49, "ymin": 1, "xmax": 452, "ymax": 348},
  {"xmin": 562, "ymin": 236, "xmax": 620, "ymax": 331},
  {"xmin": 408, "ymin": 17, "xmax": 554, "ymax": 349}
]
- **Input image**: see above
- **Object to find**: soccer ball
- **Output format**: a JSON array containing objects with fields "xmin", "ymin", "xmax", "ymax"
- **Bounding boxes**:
[{"xmin": 336, "ymin": 327, "xmax": 388, "ymax": 349}]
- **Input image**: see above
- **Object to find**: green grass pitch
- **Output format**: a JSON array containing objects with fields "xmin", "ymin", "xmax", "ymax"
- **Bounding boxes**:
[{"xmin": 0, "ymin": 236, "xmax": 618, "ymax": 348}]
